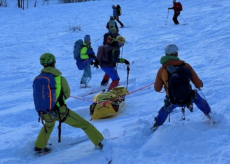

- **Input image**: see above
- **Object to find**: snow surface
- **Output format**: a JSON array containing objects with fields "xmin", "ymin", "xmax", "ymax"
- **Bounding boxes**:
[{"xmin": 1, "ymin": 0, "xmax": 230, "ymax": 163}]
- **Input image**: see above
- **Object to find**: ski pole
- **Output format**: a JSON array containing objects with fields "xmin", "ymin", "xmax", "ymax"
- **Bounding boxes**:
[
  {"xmin": 180, "ymin": 15, "xmax": 185, "ymax": 23},
  {"xmin": 0, "ymin": 130, "xmax": 15, "ymax": 135},
  {"xmin": 126, "ymin": 66, "xmax": 130, "ymax": 89},
  {"xmin": 42, "ymin": 0, "xmax": 46, "ymax": 6},
  {"xmin": 165, "ymin": 10, "xmax": 169, "ymax": 25},
  {"xmin": 95, "ymin": 35, "xmax": 103, "ymax": 43},
  {"xmin": 121, "ymin": 47, "xmax": 126, "ymax": 69}
]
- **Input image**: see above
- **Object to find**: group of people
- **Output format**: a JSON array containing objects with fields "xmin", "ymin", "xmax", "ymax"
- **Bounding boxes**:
[
  {"xmin": 33, "ymin": 4, "xmax": 128, "ymax": 154},
  {"xmin": 79, "ymin": 5, "xmax": 128, "ymax": 91},
  {"xmin": 32, "ymin": 0, "xmax": 212, "ymax": 155}
]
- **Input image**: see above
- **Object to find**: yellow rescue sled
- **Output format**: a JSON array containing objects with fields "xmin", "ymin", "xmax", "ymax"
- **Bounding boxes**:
[{"xmin": 90, "ymin": 87, "xmax": 129, "ymax": 120}]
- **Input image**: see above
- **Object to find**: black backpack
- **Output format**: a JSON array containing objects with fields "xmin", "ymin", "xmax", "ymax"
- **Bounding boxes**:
[
  {"xmin": 167, "ymin": 64, "xmax": 192, "ymax": 105},
  {"xmin": 117, "ymin": 5, "xmax": 122, "ymax": 16}
]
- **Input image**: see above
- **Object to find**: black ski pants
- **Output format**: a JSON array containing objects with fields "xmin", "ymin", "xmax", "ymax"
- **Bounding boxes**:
[
  {"xmin": 173, "ymin": 11, "xmax": 180, "ymax": 24},
  {"xmin": 115, "ymin": 16, "xmax": 124, "ymax": 27}
]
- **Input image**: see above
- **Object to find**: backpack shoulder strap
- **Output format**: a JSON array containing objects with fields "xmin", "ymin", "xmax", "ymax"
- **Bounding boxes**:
[
  {"xmin": 81, "ymin": 44, "xmax": 87, "ymax": 49},
  {"xmin": 162, "ymin": 68, "xmax": 169, "ymax": 93},
  {"xmin": 55, "ymin": 76, "xmax": 65, "ymax": 107},
  {"xmin": 180, "ymin": 63, "xmax": 186, "ymax": 67}
]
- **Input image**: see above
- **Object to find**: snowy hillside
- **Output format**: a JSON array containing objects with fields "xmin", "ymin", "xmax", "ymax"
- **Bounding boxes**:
[{"xmin": 1, "ymin": 0, "xmax": 230, "ymax": 163}]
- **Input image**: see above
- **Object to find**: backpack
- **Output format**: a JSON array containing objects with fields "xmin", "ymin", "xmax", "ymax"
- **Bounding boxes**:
[
  {"xmin": 103, "ymin": 33, "xmax": 110, "ymax": 45},
  {"xmin": 117, "ymin": 4, "xmax": 122, "ymax": 16},
  {"xmin": 166, "ymin": 64, "xmax": 192, "ymax": 105},
  {"xmin": 97, "ymin": 45, "xmax": 120, "ymax": 67},
  {"xmin": 109, "ymin": 19, "xmax": 116, "ymax": 30},
  {"xmin": 176, "ymin": 2, "xmax": 183, "ymax": 11},
  {"xmin": 33, "ymin": 73, "xmax": 65, "ymax": 143},
  {"xmin": 73, "ymin": 39, "xmax": 83, "ymax": 60},
  {"xmin": 73, "ymin": 39, "xmax": 94, "ymax": 70},
  {"xmin": 33, "ymin": 73, "xmax": 57, "ymax": 115}
]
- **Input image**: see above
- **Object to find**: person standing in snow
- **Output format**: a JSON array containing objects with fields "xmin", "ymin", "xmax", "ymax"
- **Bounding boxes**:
[
  {"xmin": 168, "ymin": 0, "xmax": 183, "ymax": 25},
  {"xmin": 112, "ymin": 4, "xmax": 124, "ymax": 28},
  {"xmin": 106, "ymin": 16, "xmax": 119, "ymax": 33},
  {"xmin": 103, "ymin": 27, "xmax": 120, "ymax": 46},
  {"xmin": 80, "ymin": 35, "xmax": 98, "ymax": 88},
  {"xmin": 96, "ymin": 36, "xmax": 130, "ymax": 90},
  {"xmin": 152, "ymin": 44, "xmax": 212, "ymax": 131},
  {"xmin": 34, "ymin": 53, "xmax": 104, "ymax": 154}
]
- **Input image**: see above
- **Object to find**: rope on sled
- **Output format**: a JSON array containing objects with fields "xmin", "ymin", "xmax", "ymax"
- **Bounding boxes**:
[{"xmin": 70, "ymin": 82, "xmax": 165, "ymax": 105}]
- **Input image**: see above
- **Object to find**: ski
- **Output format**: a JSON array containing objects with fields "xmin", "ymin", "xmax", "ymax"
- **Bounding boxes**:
[
  {"xmin": 85, "ymin": 88, "xmax": 106, "ymax": 96},
  {"xmin": 35, "ymin": 148, "xmax": 52, "ymax": 157},
  {"xmin": 68, "ymin": 138, "xmax": 90, "ymax": 146},
  {"xmin": 103, "ymin": 129, "xmax": 111, "ymax": 140},
  {"xmin": 150, "ymin": 126, "xmax": 159, "ymax": 132},
  {"xmin": 79, "ymin": 78, "xmax": 136, "ymax": 97},
  {"xmin": 102, "ymin": 129, "xmax": 113, "ymax": 164}
]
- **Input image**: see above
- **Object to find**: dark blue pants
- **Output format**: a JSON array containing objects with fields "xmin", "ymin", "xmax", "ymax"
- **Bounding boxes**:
[{"xmin": 155, "ymin": 91, "xmax": 211, "ymax": 126}]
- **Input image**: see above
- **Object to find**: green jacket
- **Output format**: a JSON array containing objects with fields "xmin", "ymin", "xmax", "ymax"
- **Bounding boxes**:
[
  {"xmin": 80, "ymin": 42, "xmax": 92, "ymax": 59},
  {"xmin": 41, "ymin": 67, "xmax": 70, "ymax": 120}
]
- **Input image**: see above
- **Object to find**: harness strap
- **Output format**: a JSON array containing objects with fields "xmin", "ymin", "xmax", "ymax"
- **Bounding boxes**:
[
  {"xmin": 39, "ymin": 113, "xmax": 48, "ymax": 146},
  {"xmin": 55, "ymin": 87, "xmax": 65, "ymax": 143},
  {"xmin": 38, "ymin": 113, "xmax": 47, "ymax": 133},
  {"xmin": 57, "ymin": 108, "xmax": 62, "ymax": 143}
]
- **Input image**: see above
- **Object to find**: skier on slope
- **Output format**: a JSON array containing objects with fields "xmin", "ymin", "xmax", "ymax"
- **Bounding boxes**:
[
  {"xmin": 96, "ymin": 36, "xmax": 130, "ymax": 91},
  {"xmin": 33, "ymin": 53, "xmax": 104, "ymax": 154},
  {"xmin": 168, "ymin": 0, "xmax": 183, "ymax": 25},
  {"xmin": 79, "ymin": 35, "xmax": 98, "ymax": 88},
  {"xmin": 106, "ymin": 16, "xmax": 119, "ymax": 33},
  {"xmin": 112, "ymin": 4, "xmax": 124, "ymax": 28},
  {"xmin": 152, "ymin": 44, "xmax": 212, "ymax": 131}
]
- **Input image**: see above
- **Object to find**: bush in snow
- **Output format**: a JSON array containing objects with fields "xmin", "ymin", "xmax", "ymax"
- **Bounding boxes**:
[{"xmin": 68, "ymin": 21, "xmax": 82, "ymax": 32}]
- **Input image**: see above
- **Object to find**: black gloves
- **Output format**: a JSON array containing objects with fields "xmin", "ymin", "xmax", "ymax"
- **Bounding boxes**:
[
  {"xmin": 94, "ymin": 63, "xmax": 99, "ymax": 68},
  {"xmin": 127, "ymin": 66, "xmax": 130, "ymax": 72},
  {"xmin": 124, "ymin": 59, "xmax": 130, "ymax": 71},
  {"xmin": 124, "ymin": 59, "xmax": 130, "ymax": 65},
  {"xmin": 87, "ymin": 48, "xmax": 95, "ymax": 58},
  {"xmin": 88, "ymin": 53, "xmax": 95, "ymax": 58},
  {"xmin": 90, "ymin": 61, "xmax": 94, "ymax": 65},
  {"xmin": 93, "ymin": 59, "xmax": 99, "ymax": 68}
]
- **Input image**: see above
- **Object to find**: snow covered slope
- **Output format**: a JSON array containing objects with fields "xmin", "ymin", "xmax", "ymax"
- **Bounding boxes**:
[{"xmin": 1, "ymin": 0, "xmax": 230, "ymax": 163}]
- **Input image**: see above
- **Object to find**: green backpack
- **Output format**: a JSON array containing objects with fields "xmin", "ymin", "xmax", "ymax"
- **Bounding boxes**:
[{"xmin": 109, "ymin": 19, "xmax": 116, "ymax": 30}]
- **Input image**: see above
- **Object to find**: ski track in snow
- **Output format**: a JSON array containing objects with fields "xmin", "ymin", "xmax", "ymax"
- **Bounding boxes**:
[{"xmin": 1, "ymin": 0, "xmax": 230, "ymax": 164}]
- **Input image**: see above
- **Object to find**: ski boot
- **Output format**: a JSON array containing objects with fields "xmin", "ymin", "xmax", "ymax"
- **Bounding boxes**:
[
  {"xmin": 101, "ymin": 79, "xmax": 109, "ymax": 86},
  {"xmin": 34, "ymin": 147, "xmax": 51, "ymax": 155}
]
